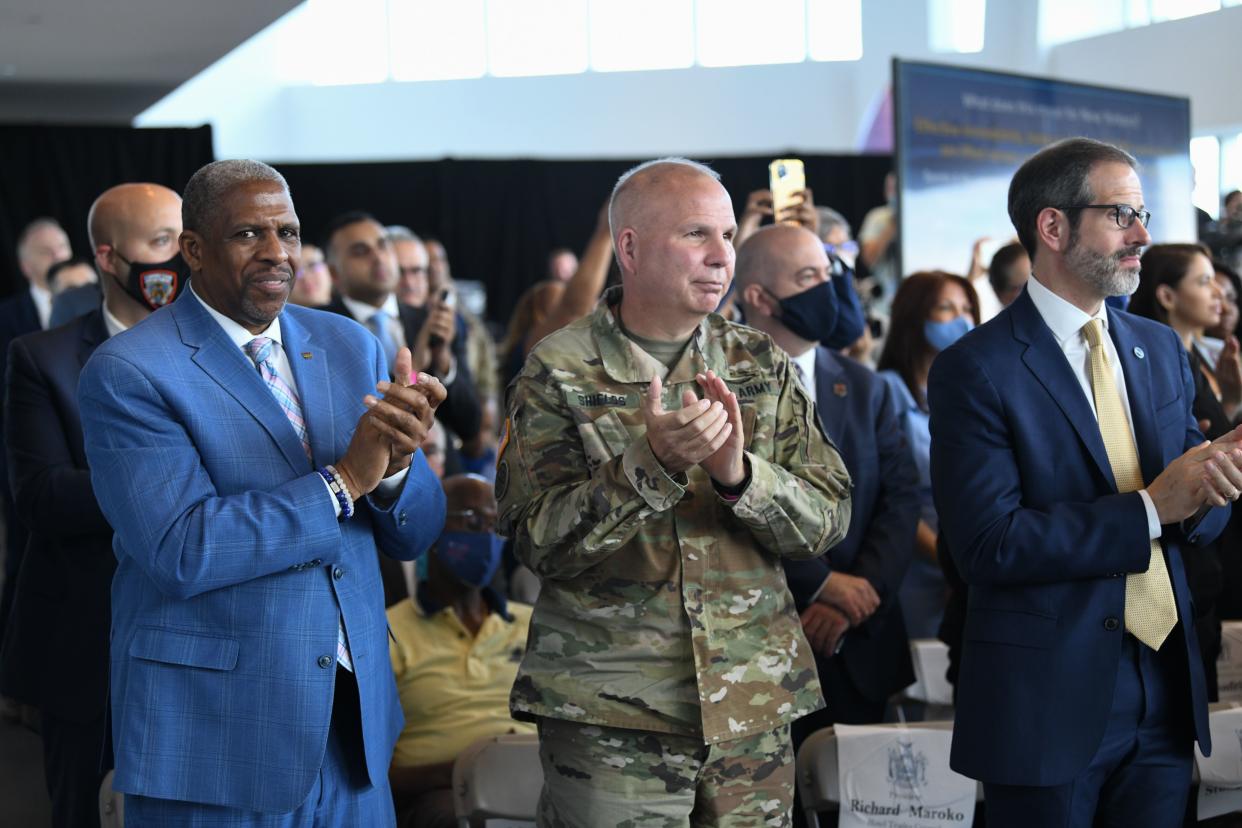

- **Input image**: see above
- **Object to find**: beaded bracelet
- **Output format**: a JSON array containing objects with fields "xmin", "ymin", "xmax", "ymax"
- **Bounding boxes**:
[{"xmin": 318, "ymin": 465, "xmax": 355, "ymax": 520}]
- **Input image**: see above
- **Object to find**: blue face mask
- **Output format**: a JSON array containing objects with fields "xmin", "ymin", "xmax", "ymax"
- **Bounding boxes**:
[
  {"xmin": 774, "ymin": 280, "xmax": 839, "ymax": 345},
  {"xmin": 429, "ymin": 531, "xmax": 504, "ymax": 588},
  {"xmin": 821, "ymin": 262, "xmax": 866, "ymax": 350},
  {"xmin": 924, "ymin": 316, "xmax": 973, "ymax": 352}
]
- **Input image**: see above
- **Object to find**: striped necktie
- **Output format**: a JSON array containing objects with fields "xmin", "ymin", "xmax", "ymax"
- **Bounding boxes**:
[
  {"xmin": 1082, "ymin": 319, "xmax": 1178, "ymax": 650},
  {"xmin": 244, "ymin": 337, "xmax": 312, "ymax": 461},
  {"xmin": 244, "ymin": 337, "xmax": 352, "ymax": 671}
]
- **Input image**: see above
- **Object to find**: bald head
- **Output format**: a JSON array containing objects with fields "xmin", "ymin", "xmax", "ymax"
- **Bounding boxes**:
[
  {"xmin": 735, "ymin": 224, "xmax": 825, "ymax": 298},
  {"xmin": 88, "ymin": 183, "xmax": 182, "ymax": 252},
  {"xmin": 608, "ymin": 157, "xmax": 723, "ymax": 253},
  {"xmin": 734, "ymin": 224, "xmax": 831, "ymax": 353}
]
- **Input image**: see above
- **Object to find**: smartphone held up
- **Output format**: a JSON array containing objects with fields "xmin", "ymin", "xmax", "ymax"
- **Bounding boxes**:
[{"xmin": 769, "ymin": 159, "xmax": 806, "ymax": 226}]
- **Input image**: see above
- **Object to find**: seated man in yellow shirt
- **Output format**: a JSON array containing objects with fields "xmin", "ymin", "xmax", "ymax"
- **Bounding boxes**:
[{"xmin": 387, "ymin": 474, "xmax": 535, "ymax": 828}]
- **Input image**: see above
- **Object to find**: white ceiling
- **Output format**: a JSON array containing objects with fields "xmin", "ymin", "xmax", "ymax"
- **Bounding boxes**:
[{"xmin": 0, "ymin": 0, "xmax": 301, "ymax": 121}]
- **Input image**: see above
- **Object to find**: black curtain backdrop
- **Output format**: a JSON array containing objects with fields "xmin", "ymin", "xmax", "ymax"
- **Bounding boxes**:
[
  {"xmin": 278, "ymin": 154, "xmax": 893, "ymax": 328},
  {"xmin": 0, "ymin": 123, "xmax": 214, "ymax": 297}
]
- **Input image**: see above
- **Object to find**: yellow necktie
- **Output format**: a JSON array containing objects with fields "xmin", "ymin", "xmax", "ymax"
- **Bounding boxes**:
[{"xmin": 1082, "ymin": 319, "xmax": 1177, "ymax": 650}]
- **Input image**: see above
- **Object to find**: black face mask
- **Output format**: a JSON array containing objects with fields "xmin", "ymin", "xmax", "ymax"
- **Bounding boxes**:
[
  {"xmin": 771, "ymin": 280, "xmax": 839, "ymax": 345},
  {"xmin": 112, "ymin": 252, "xmax": 189, "ymax": 311}
]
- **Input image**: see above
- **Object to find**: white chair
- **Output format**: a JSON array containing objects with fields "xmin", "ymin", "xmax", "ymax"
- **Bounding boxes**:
[
  {"xmin": 795, "ymin": 721, "xmax": 980, "ymax": 828},
  {"xmin": 452, "ymin": 733, "xmax": 542, "ymax": 828},
  {"xmin": 99, "ymin": 769, "xmax": 124, "ymax": 828}
]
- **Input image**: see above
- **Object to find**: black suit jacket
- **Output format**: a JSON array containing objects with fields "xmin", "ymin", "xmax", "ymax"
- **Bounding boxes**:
[
  {"xmin": 0, "ymin": 288, "xmax": 41, "ymax": 652},
  {"xmin": 782, "ymin": 347, "xmax": 921, "ymax": 707},
  {"xmin": 320, "ymin": 296, "xmax": 482, "ymax": 441},
  {"xmin": 0, "ymin": 310, "xmax": 114, "ymax": 720}
]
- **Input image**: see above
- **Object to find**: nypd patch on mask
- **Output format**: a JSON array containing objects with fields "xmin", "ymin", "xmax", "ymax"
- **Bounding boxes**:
[{"xmin": 140, "ymin": 269, "xmax": 179, "ymax": 307}]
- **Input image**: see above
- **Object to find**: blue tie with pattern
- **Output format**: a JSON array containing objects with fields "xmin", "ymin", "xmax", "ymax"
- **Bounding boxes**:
[
  {"xmin": 368, "ymin": 309, "xmax": 398, "ymax": 373},
  {"xmin": 244, "ymin": 336, "xmax": 353, "ymax": 672}
]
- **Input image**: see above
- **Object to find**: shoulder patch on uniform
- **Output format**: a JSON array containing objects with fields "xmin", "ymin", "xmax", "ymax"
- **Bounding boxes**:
[{"xmin": 495, "ymin": 460, "xmax": 510, "ymax": 502}]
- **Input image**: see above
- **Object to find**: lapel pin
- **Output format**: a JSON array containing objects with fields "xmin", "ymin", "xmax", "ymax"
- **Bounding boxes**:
[
  {"xmin": 301, "ymin": 352, "xmax": 313, "ymax": 359},
  {"xmin": 1133, "ymin": 346, "xmax": 1144, "ymax": 359},
  {"xmin": 833, "ymin": 382, "xmax": 848, "ymax": 397}
]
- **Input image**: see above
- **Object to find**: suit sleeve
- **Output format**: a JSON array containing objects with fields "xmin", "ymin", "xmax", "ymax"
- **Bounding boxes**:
[
  {"xmin": 929, "ymin": 343, "xmax": 1152, "ymax": 586},
  {"xmin": 1169, "ymin": 332, "xmax": 1230, "ymax": 546},
  {"xmin": 80, "ymin": 350, "xmax": 369, "ymax": 600},
  {"xmin": 846, "ymin": 377, "xmax": 921, "ymax": 605},
  {"xmin": 5, "ymin": 336, "xmax": 110, "ymax": 539}
]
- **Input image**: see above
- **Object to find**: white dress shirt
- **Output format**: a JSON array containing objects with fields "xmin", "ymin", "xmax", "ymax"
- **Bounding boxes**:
[
  {"xmin": 1025, "ymin": 274, "xmax": 1161, "ymax": 539},
  {"xmin": 341, "ymin": 293, "xmax": 407, "ymax": 348},
  {"xmin": 30, "ymin": 284, "xmax": 52, "ymax": 330},
  {"xmin": 189, "ymin": 286, "xmax": 407, "ymax": 514},
  {"xmin": 790, "ymin": 347, "xmax": 819, "ymax": 404}
]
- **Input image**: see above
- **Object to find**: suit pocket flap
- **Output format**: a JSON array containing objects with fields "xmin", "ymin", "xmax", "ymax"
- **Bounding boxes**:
[
  {"xmin": 963, "ymin": 608, "xmax": 1057, "ymax": 650},
  {"xmin": 129, "ymin": 627, "xmax": 239, "ymax": 671}
]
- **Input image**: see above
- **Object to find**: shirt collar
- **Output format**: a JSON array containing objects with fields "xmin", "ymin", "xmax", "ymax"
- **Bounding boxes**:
[
  {"xmin": 790, "ymin": 347, "xmax": 818, "ymax": 385},
  {"xmin": 101, "ymin": 304, "xmax": 129, "ymax": 338},
  {"xmin": 188, "ymin": 282, "xmax": 283, "ymax": 350},
  {"xmin": 29, "ymin": 285, "xmax": 51, "ymax": 329},
  {"xmin": 415, "ymin": 580, "xmax": 512, "ymax": 623},
  {"xmin": 341, "ymin": 293, "xmax": 400, "ymax": 324},
  {"xmin": 1025, "ymin": 272, "xmax": 1109, "ymax": 347}
]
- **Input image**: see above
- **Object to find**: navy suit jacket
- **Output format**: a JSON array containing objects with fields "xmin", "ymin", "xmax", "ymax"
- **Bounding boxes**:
[
  {"xmin": 78, "ymin": 294, "xmax": 445, "ymax": 812},
  {"xmin": 0, "ymin": 310, "xmax": 113, "ymax": 720},
  {"xmin": 928, "ymin": 289, "xmax": 1229, "ymax": 787},
  {"xmin": 782, "ymin": 348, "xmax": 920, "ymax": 704}
]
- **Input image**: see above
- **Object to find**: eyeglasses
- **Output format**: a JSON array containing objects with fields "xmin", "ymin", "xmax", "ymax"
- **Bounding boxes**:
[
  {"xmin": 1064, "ymin": 204, "xmax": 1152, "ymax": 230},
  {"xmin": 446, "ymin": 508, "xmax": 496, "ymax": 532}
]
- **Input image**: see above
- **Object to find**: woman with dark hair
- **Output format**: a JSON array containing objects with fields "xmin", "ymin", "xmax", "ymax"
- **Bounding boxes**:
[
  {"xmin": 1202, "ymin": 259, "xmax": 1242, "ymax": 367},
  {"xmin": 877, "ymin": 271, "xmax": 979, "ymax": 640},
  {"xmin": 1129, "ymin": 242, "xmax": 1232, "ymax": 698}
]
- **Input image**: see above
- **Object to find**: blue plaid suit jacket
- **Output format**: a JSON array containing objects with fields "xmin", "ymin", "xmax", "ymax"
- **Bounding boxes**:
[{"xmin": 78, "ymin": 292, "xmax": 445, "ymax": 812}]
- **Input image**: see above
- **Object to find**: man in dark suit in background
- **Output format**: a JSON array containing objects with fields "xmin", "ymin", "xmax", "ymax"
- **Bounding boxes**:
[
  {"xmin": 0, "ymin": 217, "xmax": 73, "ymax": 713},
  {"xmin": 0, "ymin": 183, "xmax": 184, "ymax": 828},
  {"xmin": 320, "ymin": 212, "xmax": 481, "ymax": 445},
  {"xmin": 735, "ymin": 223, "xmax": 921, "ymax": 731},
  {"xmin": 930, "ymin": 138, "xmax": 1242, "ymax": 826}
]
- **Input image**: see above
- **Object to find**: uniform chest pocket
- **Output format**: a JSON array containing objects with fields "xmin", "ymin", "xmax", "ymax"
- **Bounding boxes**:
[{"xmin": 576, "ymin": 409, "xmax": 637, "ymax": 468}]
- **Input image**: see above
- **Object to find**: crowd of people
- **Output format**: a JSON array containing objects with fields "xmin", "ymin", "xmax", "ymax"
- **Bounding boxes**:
[{"xmin": 1, "ymin": 138, "xmax": 1241, "ymax": 828}]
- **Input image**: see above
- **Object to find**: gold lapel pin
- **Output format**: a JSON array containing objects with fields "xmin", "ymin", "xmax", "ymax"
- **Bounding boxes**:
[{"xmin": 301, "ymin": 352, "xmax": 313, "ymax": 359}]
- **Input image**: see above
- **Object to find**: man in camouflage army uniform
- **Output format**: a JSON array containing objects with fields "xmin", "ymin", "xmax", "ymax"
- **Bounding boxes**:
[{"xmin": 496, "ymin": 157, "xmax": 853, "ymax": 827}]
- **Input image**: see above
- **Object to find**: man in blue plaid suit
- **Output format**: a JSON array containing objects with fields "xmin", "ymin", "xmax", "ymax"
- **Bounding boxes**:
[{"xmin": 79, "ymin": 159, "xmax": 446, "ymax": 826}]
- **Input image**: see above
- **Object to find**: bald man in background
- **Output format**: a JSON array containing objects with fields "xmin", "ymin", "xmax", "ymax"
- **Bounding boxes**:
[
  {"xmin": 734, "ymin": 225, "xmax": 920, "ymax": 738},
  {"xmin": 0, "ymin": 183, "xmax": 185, "ymax": 828}
]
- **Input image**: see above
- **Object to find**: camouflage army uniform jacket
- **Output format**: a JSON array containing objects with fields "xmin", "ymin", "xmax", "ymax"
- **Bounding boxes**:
[{"xmin": 497, "ymin": 286, "xmax": 852, "ymax": 744}]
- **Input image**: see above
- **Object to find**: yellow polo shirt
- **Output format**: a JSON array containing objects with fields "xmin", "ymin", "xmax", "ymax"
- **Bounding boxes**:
[{"xmin": 388, "ymin": 588, "xmax": 536, "ymax": 767}]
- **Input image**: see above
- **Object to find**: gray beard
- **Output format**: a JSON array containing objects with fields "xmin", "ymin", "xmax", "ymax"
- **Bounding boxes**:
[{"xmin": 1066, "ymin": 242, "xmax": 1141, "ymax": 298}]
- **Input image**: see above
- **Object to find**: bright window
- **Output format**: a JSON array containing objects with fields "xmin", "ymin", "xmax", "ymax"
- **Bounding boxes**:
[
  {"xmin": 1150, "ymin": 0, "xmax": 1220, "ymax": 21},
  {"xmin": 929, "ymin": 0, "xmax": 986, "ymax": 53},
  {"xmin": 695, "ymin": 0, "xmax": 807, "ymax": 68},
  {"xmin": 1039, "ymin": 0, "xmax": 1127, "ymax": 47},
  {"xmin": 807, "ymin": 0, "xmax": 863, "ymax": 61},
  {"xmin": 1220, "ymin": 134, "xmax": 1242, "ymax": 209},
  {"xmin": 390, "ymin": 0, "xmax": 487, "ymax": 81},
  {"xmin": 1191, "ymin": 136, "xmax": 1222, "ymax": 219},
  {"xmin": 305, "ymin": 0, "xmax": 389, "ymax": 85},
  {"xmin": 589, "ymin": 0, "xmax": 694, "ymax": 72},
  {"xmin": 486, "ymin": 0, "xmax": 589, "ymax": 77}
]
